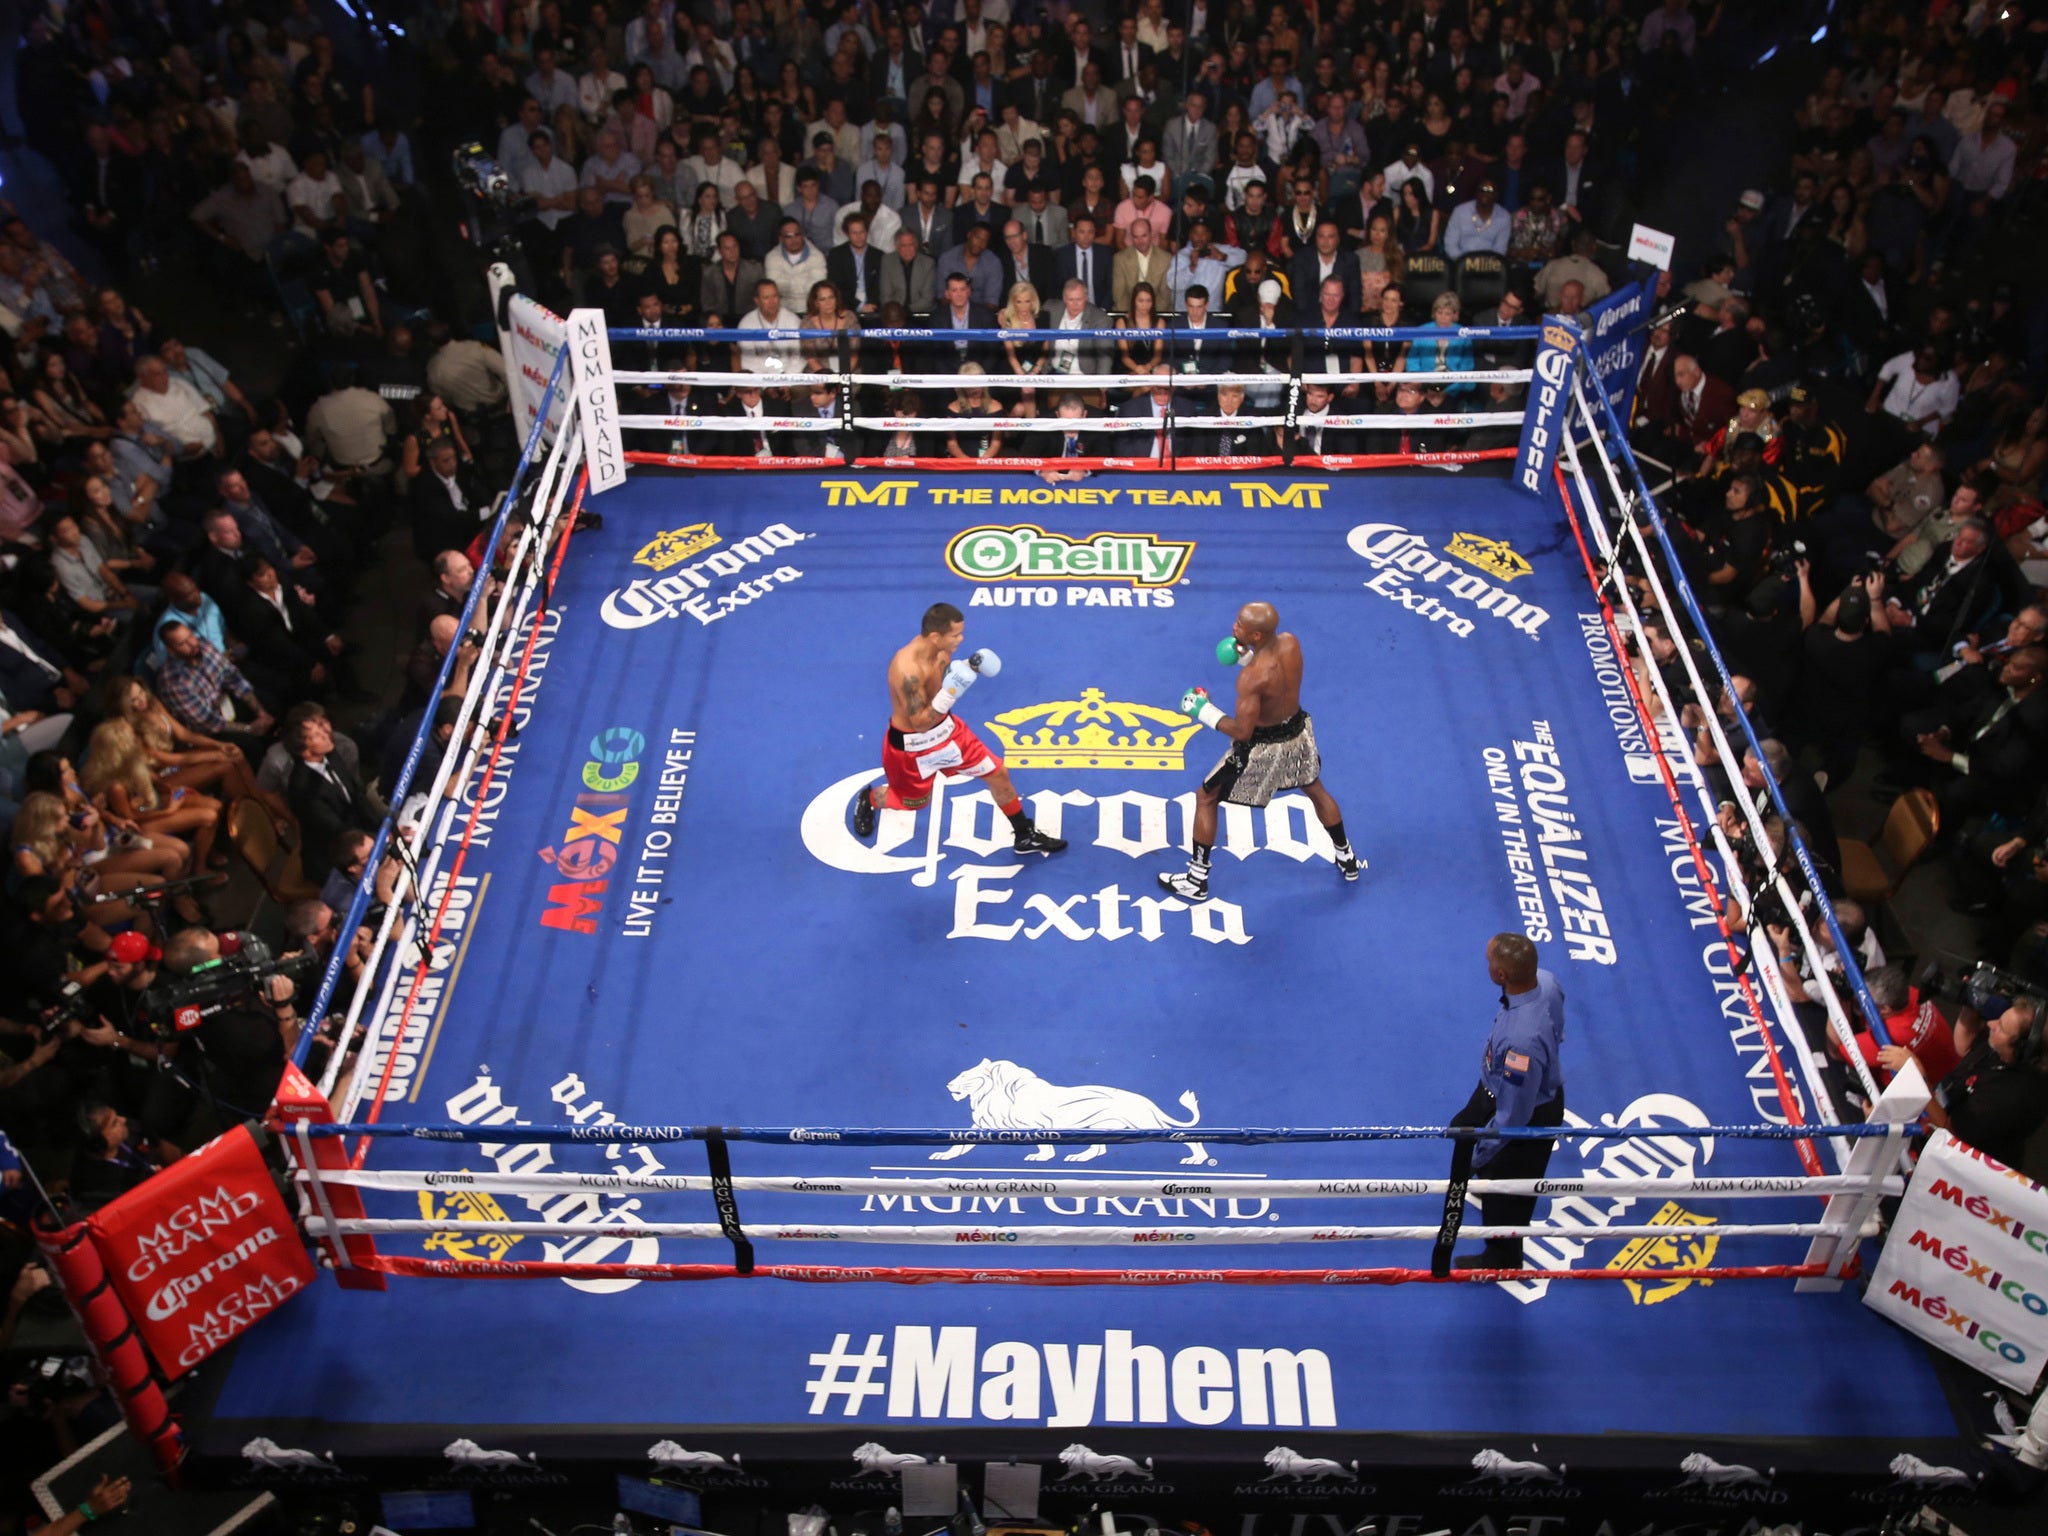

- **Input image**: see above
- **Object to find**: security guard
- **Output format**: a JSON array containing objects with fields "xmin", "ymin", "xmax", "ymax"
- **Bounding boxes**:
[{"xmin": 1452, "ymin": 933, "xmax": 1567, "ymax": 1272}]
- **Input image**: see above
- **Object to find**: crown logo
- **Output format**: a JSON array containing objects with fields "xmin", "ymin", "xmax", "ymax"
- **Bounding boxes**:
[
  {"xmin": 987, "ymin": 687, "xmax": 1207, "ymax": 771},
  {"xmin": 633, "ymin": 523, "xmax": 720, "ymax": 572},
  {"xmin": 1446, "ymin": 532, "xmax": 1532, "ymax": 582}
]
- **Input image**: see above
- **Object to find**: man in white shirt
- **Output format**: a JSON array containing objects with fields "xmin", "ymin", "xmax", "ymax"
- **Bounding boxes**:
[
  {"xmin": 735, "ymin": 280, "xmax": 805, "ymax": 380},
  {"xmin": 525, "ymin": 47, "xmax": 581, "ymax": 116},
  {"xmin": 130, "ymin": 355, "xmax": 221, "ymax": 458},
  {"xmin": 580, "ymin": 128, "xmax": 640, "ymax": 205},
  {"xmin": 1869, "ymin": 345, "xmax": 1960, "ymax": 436},
  {"xmin": 1381, "ymin": 143, "xmax": 1434, "ymax": 203},
  {"xmin": 285, "ymin": 148, "xmax": 348, "ymax": 237},
  {"xmin": 236, "ymin": 129, "xmax": 298, "ymax": 196},
  {"xmin": 1443, "ymin": 181, "xmax": 1511, "ymax": 261},
  {"xmin": 682, "ymin": 131, "xmax": 743, "ymax": 208},
  {"xmin": 766, "ymin": 219, "xmax": 827, "ymax": 308},
  {"xmin": 1949, "ymin": 97, "xmax": 2016, "ymax": 207},
  {"xmin": 855, "ymin": 136, "xmax": 905, "ymax": 212},
  {"xmin": 578, "ymin": 47, "xmax": 627, "ymax": 123},
  {"xmin": 835, "ymin": 184, "xmax": 900, "ymax": 249},
  {"xmin": 519, "ymin": 133, "xmax": 581, "ymax": 229},
  {"xmin": 497, "ymin": 98, "xmax": 549, "ymax": 181}
]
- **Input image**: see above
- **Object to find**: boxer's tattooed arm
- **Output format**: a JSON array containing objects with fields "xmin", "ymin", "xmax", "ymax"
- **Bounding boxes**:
[{"xmin": 899, "ymin": 672, "xmax": 931, "ymax": 723}]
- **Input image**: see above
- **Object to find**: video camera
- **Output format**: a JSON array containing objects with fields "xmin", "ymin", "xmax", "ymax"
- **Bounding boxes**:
[
  {"xmin": 1926, "ymin": 959, "xmax": 2047, "ymax": 1021},
  {"xmin": 139, "ymin": 934, "xmax": 324, "ymax": 1036}
]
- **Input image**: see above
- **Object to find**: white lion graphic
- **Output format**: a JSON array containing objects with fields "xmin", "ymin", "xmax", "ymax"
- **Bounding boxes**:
[
  {"xmin": 926, "ymin": 1059, "xmax": 1208, "ymax": 1165},
  {"xmin": 648, "ymin": 1442, "xmax": 740, "ymax": 1472},
  {"xmin": 1887, "ymin": 1453, "xmax": 1976, "ymax": 1490},
  {"xmin": 852, "ymin": 1443, "xmax": 936, "ymax": 1473},
  {"xmin": 1058, "ymin": 1445, "xmax": 1153, "ymax": 1480},
  {"xmin": 241, "ymin": 1438, "xmax": 337, "ymax": 1472},
  {"xmin": 1469, "ymin": 1448, "xmax": 1564, "ymax": 1484},
  {"xmin": 1676, "ymin": 1453, "xmax": 1773, "ymax": 1489},
  {"xmin": 1261, "ymin": 1447, "xmax": 1357, "ymax": 1482},
  {"xmin": 444, "ymin": 1438, "xmax": 538, "ymax": 1468}
]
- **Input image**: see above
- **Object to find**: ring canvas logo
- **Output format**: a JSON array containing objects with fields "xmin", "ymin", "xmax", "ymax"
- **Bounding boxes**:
[
  {"xmin": 986, "ymin": 689, "xmax": 1205, "ymax": 770},
  {"xmin": 1446, "ymin": 532, "xmax": 1533, "ymax": 582},
  {"xmin": 946, "ymin": 524, "xmax": 1195, "ymax": 587},
  {"xmin": 537, "ymin": 727, "xmax": 645, "ymax": 933},
  {"xmin": 633, "ymin": 522, "xmax": 720, "ymax": 572}
]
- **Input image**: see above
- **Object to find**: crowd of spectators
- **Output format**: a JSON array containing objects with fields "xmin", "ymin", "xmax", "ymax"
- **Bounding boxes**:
[
  {"xmin": 0, "ymin": 0, "xmax": 2044, "ymax": 1511},
  {"xmin": 0, "ymin": 13, "xmax": 545, "ymax": 1483},
  {"xmin": 1603, "ymin": 5, "xmax": 2048, "ymax": 1171}
]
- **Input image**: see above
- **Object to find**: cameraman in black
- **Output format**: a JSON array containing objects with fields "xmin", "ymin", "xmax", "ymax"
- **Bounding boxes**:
[
  {"xmin": 78, "ymin": 932, "xmax": 203, "ymax": 1161},
  {"xmin": 1927, "ymin": 992, "xmax": 2048, "ymax": 1170},
  {"xmin": 1677, "ymin": 472, "xmax": 1773, "ymax": 615},
  {"xmin": 154, "ymin": 928, "xmax": 302, "ymax": 1131}
]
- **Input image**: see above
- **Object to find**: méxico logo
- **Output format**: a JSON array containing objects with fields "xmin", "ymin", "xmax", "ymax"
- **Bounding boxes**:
[
  {"xmin": 538, "ymin": 727, "xmax": 646, "ymax": 932},
  {"xmin": 945, "ymin": 524, "xmax": 1195, "ymax": 587}
]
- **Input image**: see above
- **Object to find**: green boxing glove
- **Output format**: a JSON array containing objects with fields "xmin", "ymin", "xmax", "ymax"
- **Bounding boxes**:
[
  {"xmin": 1180, "ymin": 685, "xmax": 1226, "ymax": 730},
  {"xmin": 1216, "ymin": 636, "xmax": 1249, "ymax": 667}
]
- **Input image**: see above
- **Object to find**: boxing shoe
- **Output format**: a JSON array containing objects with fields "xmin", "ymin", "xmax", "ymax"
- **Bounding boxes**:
[
  {"xmin": 1157, "ymin": 870, "xmax": 1208, "ymax": 900},
  {"xmin": 1013, "ymin": 824, "xmax": 1068, "ymax": 856},
  {"xmin": 1335, "ymin": 846, "xmax": 1363, "ymax": 882},
  {"xmin": 852, "ymin": 784, "xmax": 879, "ymax": 839}
]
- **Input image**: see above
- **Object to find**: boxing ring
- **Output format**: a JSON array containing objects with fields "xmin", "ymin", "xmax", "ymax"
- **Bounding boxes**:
[{"xmin": 180, "ymin": 304, "xmax": 1983, "ymax": 1507}]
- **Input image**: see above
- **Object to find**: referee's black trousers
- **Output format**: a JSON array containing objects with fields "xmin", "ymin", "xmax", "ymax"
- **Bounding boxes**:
[{"xmin": 1449, "ymin": 1081, "xmax": 1567, "ymax": 1263}]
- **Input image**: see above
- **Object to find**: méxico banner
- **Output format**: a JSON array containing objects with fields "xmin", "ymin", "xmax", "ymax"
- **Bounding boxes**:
[
  {"xmin": 1865, "ymin": 1130, "xmax": 2048, "ymax": 1390},
  {"xmin": 489, "ymin": 262, "xmax": 567, "ymax": 446},
  {"xmin": 1583, "ymin": 279, "xmax": 1651, "ymax": 427},
  {"xmin": 85, "ymin": 1124, "xmax": 314, "ymax": 1378}
]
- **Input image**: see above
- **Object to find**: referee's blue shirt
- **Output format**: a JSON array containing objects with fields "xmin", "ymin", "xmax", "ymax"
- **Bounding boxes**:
[{"xmin": 1475, "ymin": 968, "xmax": 1567, "ymax": 1166}]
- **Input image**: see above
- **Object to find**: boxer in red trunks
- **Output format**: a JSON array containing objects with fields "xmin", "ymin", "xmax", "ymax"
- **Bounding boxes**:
[{"xmin": 852, "ymin": 602, "xmax": 1068, "ymax": 856}]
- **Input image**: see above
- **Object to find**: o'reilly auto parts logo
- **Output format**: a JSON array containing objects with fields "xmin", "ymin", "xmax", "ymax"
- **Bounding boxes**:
[{"xmin": 946, "ymin": 524, "xmax": 1194, "ymax": 587}]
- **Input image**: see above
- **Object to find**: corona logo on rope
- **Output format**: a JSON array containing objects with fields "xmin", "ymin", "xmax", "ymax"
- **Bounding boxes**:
[
  {"xmin": 986, "ymin": 688, "xmax": 1206, "ymax": 771},
  {"xmin": 945, "ymin": 523, "xmax": 1195, "ymax": 587},
  {"xmin": 1603, "ymin": 1199, "xmax": 1720, "ymax": 1304},
  {"xmin": 417, "ymin": 1186, "xmax": 523, "ymax": 1264},
  {"xmin": 631, "ymin": 522, "xmax": 720, "ymax": 572},
  {"xmin": 1446, "ymin": 531, "xmax": 1534, "ymax": 583}
]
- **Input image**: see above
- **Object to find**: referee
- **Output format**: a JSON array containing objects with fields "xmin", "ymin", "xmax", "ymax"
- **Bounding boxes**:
[{"xmin": 1452, "ymin": 934, "xmax": 1567, "ymax": 1272}]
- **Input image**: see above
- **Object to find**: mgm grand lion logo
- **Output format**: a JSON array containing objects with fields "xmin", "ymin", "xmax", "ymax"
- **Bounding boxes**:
[{"xmin": 633, "ymin": 523, "xmax": 721, "ymax": 572}]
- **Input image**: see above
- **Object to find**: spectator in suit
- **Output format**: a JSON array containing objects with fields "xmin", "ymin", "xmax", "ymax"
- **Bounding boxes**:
[
  {"xmin": 1545, "ymin": 130, "xmax": 1605, "ymax": 235},
  {"xmin": 287, "ymin": 712, "xmax": 377, "ymax": 884},
  {"xmin": 1910, "ymin": 646, "xmax": 2048, "ymax": 822},
  {"xmin": 998, "ymin": 219, "xmax": 1059, "ymax": 303},
  {"xmin": 1107, "ymin": 16, "xmax": 1154, "ymax": 88},
  {"xmin": 1015, "ymin": 186, "xmax": 1070, "ymax": 248},
  {"xmin": 1886, "ymin": 520, "xmax": 2031, "ymax": 658},
  {"xmin": 1062, "ymin": 62, "xmax": 1117, "ymax": 134},
  {"xmin": 902, "ymin": 178, "xmax": 951, "ymax": 255},
  {"xmin": 1288, "ymin": 219, "xmax": 1360, "ymax": 321},
  {"xmin": 236, "ymin": 558, "xmax": 340, "ymax": 710},
  {"xmin": 879, "ymin": 228, "xmax": 937, "ymax": 315},
  {"xmin": 1161, "ymin": 91, "xmax": 1218, "ymax": 185},
  {"xmin": 950, "ymin": 173, "xmax": 1005, "ymax": 247},
  {"xmin": 933, "ymin": 272, "xmax": 997, "ymax": 371},
  {"xmin": 1114, "ymin": 364, "xmax": 1181, "ymax": 458},
  {"xmin": 409, "ymin": 439, "xmax": 493, "ymax": 561},
  {"xmin": 827, "ymin": 211, "xmax": 884, "ymax": 315},
  {"xmin": 699, "ymin": 231, "xmax": 764, "ymax": 326},
  {"xmin": 1055, "ymin": 214, "xmax": 1115, "ymax": 311},
  {"xmin": 1643, "ymin": 355, "xmax": 1733, "ymax": 471},
  {"xmin": 1292, "ymin": 380, "xmax": 1346, "ymax": 457},
  {"xmin": 1112, "ymin": 217, "xmax": 1171, "ymax": 313},
  {"xmin": 1039, "ymin": 279, "xmax": 1114, "ymax": 380},
  {"xmin": 936, "ymin": 222, "xmax": 1006, "ymax": 310},
  {"xmin": 1204, "ymin": 381, "xmax": 1281, "ymax": 458}
]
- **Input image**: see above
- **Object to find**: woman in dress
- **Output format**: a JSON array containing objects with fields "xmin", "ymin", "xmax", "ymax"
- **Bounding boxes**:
[
  {"xmin": 1116, "ymin": 283, "xmax": 1164, "ymax": 373},
  {"xmin": 641, "ymin": 225, "xmax": 699, "ymax": 323},
  {"xmin": 945, "ymin": 365, "xmax": 1008, "ymax": 460}
]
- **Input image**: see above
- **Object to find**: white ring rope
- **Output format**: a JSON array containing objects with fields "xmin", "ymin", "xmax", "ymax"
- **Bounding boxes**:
[
  {"xmin": 309, "ymin": 1217, "xmax": 1834, "ymax": 1246},
  {"xmin": 305, "ymin": 1168, "xmax": 1903, "ymax": 1200}
]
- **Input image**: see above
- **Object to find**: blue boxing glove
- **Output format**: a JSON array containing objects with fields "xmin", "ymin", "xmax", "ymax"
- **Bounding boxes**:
[
  {"xmin": 969, "ymin": 647, "xmax": 1002, "ymax": 678},
  {"xmin": 1180, "ymin": 685, "xmax": 1227, "ymax": 730},
  {"xmin": 932, "ymin": 657, "xmax": 980, "ymax": 715}
]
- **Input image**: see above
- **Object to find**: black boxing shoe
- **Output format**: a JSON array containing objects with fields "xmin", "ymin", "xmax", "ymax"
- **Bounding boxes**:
[
  {"xmin": 852, "ymin": 784, "xmax": 879, "ymax": 839},
  {"xmin": 1334, "ymin": 846, "xmax": 1363, "ymax": 882},
  {"xmin": 1013, "ymin": 823, "xmax": 1068, "ymax": 856}
]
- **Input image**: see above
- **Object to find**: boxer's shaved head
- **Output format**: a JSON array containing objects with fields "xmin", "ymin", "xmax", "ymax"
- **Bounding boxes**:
[{"xmin": 1238, "ymin": 602, "xmax": 1278, "ymax": 638}]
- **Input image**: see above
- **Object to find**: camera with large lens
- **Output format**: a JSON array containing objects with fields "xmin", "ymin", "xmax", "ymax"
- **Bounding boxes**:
[{"xmin": 138, "ymin": 935, "xmax": 324, "ymax": 1036}]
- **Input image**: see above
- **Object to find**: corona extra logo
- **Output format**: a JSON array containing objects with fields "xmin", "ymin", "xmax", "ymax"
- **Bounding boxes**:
[
  {"xmin": 1446, "ymin": 532, "xmax": 1533, "ymax": 582},
  {"xmin": 633, "ymin": 523, "xmax": 721, "ymax": 572},
  {"xmin": 1603, "ymin": 1200, "xmax": 1719, "ymax": 1304},
  {"xmin": 418, "ymin": 1185, "xmax": 523, "ymax": 1264},
  {"xmin": 945, "ymin": 524, "xmax": 1195, "ymax": 586},
  {"xmin": 986, "ymin": 688, "xmax": 1207, "ymax": 770}
]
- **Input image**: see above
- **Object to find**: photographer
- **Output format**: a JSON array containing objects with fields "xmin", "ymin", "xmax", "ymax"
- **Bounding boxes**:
[
  {"xmin": 153, "ymin": 928, "xmax": 302, "ymax": 1129},
  {"xmin": 1927, "ymin": 992, "xmax": 2048, "ymax": 1169},
  {"xmin": 1791, "ymin": 567, "xmax": 1890, "ymax": 786}
]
